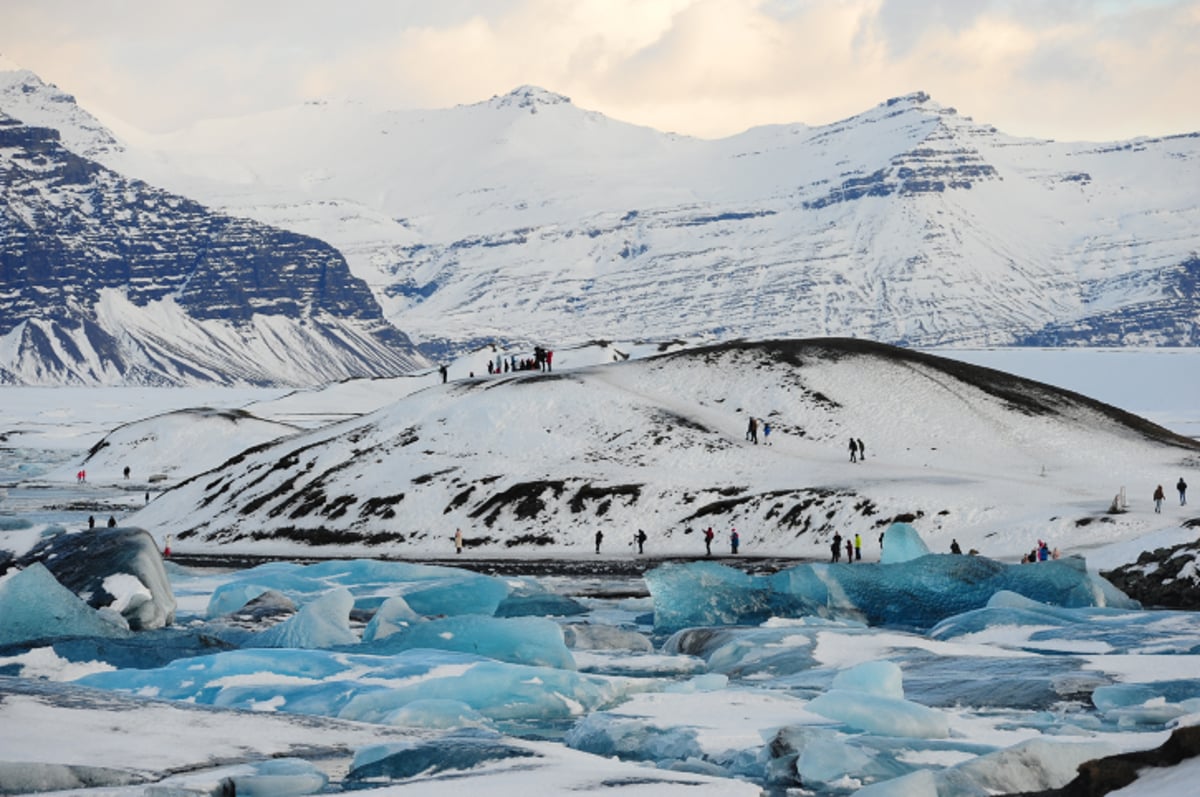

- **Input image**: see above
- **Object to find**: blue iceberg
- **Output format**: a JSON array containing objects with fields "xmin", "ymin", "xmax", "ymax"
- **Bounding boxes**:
[
  {"xmin": 207, "ymin": 559, "xmax": 509, "ymax": 619},
  {"xmin": 648, "ymin": 552, "xmax": 1137, "ymax": 632},
  {"xmin": 361, "ymin": 595, "xmax": 419, "ymax": 642},
  {"xmin": 252, "ymin": 587, "xmax": 358, "ymax": 649},
  {"xmin": 879, "ymin": 522, "xmax": 931, "ymax": 564},
  {"xmin": 0, "ymin": 563, "xmax": 131, "ymax": 646},
  {"xmin": 359, "ymin": 614, "xmax": 575, "ymax": 669},
  {"xmin": 76, "ymin": 647, "xmax": 630, "ymax": 727}
]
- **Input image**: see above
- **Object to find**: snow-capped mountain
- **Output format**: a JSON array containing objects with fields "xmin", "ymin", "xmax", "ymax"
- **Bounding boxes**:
[
  {"xmin": 129, "ymin": 339, "xmax": 1199, "ymax": 560},
  {"xmin": 0, "ymin": 108, "xmax": 428, "ymax": 386},
  {"xmin": 3, "ymin": 60, "xmax": 1198, "ymax": 380},
  {"xmin": 9, "ymin": 70, "xmax": 1189, "ymax": 356}
]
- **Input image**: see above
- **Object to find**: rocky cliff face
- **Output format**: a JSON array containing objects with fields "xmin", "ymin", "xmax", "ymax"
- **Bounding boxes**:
[{"xmin": 0, "ymin": 114, "xmax": 426, "ymax": 385}]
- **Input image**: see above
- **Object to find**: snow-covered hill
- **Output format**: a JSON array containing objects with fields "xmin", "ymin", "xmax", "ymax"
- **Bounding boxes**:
[
  {"xmin": 128, "ymin": 340, "xmax": 1200, "ymax": 561},
  {"xmin": 6, "ymin": 69, "xmax": 1191, "ymax": 356}
]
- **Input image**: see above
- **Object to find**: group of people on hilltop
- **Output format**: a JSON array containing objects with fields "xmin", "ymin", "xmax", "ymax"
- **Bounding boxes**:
[
  {"xmin": 1153, "ymin": 478, "xmax": 1188, "ymax": 513},
  {"xmin": 849, "ymin": 437, "xmax": 866, "ymax": 462},
  {"xmin": 485, "ymin": 347, "xmax": 554, "ymax": 376}
]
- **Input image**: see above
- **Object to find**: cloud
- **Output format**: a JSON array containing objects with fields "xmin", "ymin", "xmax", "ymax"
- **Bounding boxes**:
[{"xmin": 0, "ymin": 0, "xmax": 1197, "ymax": 140}]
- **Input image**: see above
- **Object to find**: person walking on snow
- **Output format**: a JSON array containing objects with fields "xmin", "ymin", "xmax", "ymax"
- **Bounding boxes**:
[
  {"xmin": 1178, "ymin": 477, "xmax": 1188, "ymax": 506},
  {"xmin": 1154, "ymin": 484, "xmax": 1165, "ymax": 513},
  {"xmin": 730, "ymin": 528, "xmax": 740, "ymax": 554},
  {"xmin": 746, "ymin": 417, "xmax": 758, "ymax": 444},
  {"xmin": 762, "ymin": 422, "xmax": 771, "ymax": 445},
  {"xmin": 635, "ymin": 529, "xmax": 647, "ymax": 554},
  {"xmin": 595, "ymin": 529, "xmax": 604, "ymax": 554},
  {"xmin": 857, "ymin": 438, "xmax": 865, "ymax": 460},
  {"xmin": 849, "ymin": 438, "xmax": 858, "ymax": 463}
]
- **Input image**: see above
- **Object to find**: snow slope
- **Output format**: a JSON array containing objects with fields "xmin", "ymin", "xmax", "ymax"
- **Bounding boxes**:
[{"xmin": 126, "ymin": 339, "xmax": 1200, "ymax": 562}]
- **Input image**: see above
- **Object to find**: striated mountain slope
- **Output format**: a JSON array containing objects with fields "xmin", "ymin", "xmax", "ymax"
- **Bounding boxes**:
[
  {"xmin": 3, "ymin": 62, "xmax": 1198, "ymax": 360},
  {"xmin": 49, "ymin": 84, "xmax": 1196, "ymax": 355},
  {"xmin": 129, "ymin": 339, "xmax": 1200, "ymax": 560},
  {"xmin": 0, "ymin": 113, "xmax": 428, "ymax": 386}
]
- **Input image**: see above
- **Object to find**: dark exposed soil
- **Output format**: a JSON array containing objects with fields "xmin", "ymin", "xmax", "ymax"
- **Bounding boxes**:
[{"xmin": 165, "ymin": 552, "xmax": 812, "ymax": 578}]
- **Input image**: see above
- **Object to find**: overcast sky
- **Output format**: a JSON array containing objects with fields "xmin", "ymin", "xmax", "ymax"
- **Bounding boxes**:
[{"xmin": 1, "ymin": 0, "xmax": 1197, "ymax": 142}]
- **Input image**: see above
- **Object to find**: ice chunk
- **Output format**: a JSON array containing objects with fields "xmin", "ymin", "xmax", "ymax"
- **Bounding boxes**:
[
  {"xmin": 879, "ymin": 522, "xmax": 931, "ymax": 564},
  {"xmin": 338, "ymin": 654, "xmax": 623, "ymax": 724},
  {"xmin": 16, "ymin": 527, "xmax": 175, "ymax": 630},
  {"xmin": 649, "ymin": 553, "xmax": 1138, "ymax": 633},
  {"xmin": 230, "ymin": 758, "xmax": 327, "ymax": 797},
  {"xmin": 0, "ymin": 563, "xmax": 130, "ymax": 646},
  {"xmin": 146, "ymin": 758, "xmax": 327, "ymax": 797},
  {"xmin": 951, "ymin": 737, "xmax": 1119, "ymax": 794},
  {"xmin": 381, "ymin": 699, "xmax": 492, "ymax": 730},
  {"xmin": 360, "ymin": 615, "xmax": 575, "ymax": 669},
  {"xmin": 564, "ymin": 712, "xmax": 705, "ymax": 764},
  {"xmin": 207, "ymin": 559, "xmax": 509, "ymax": 618},
  {"xmin": 1092, "ymin": 684, "xmax": 1162, "ymax": 714},
  {"xmin": 562, "ymin": 623, "xmax": 653, "ymax": 652},
  {"xmin": 645, "ymin": 561, "xmax": 773, "ymax": 632},
  {"xmin": 853, "ymin": 768, "xmax": 939, "ymax": 796},
  {"xmin": 494, "ymin": 577, "xmax": 587, "ymax": 617},
  {"xmin": 0, "ymin": 761, "xmax": 144, "ymax": 793},
  {"xmin": 251, "ymin": 588, "xmax": 358, "ymax": 649},
  {"xmin": 832, "ymin": 660, "xmax": 905, "ymax": 700},
  {"xmin": 361, "ymin": 595, "xmax": 419, "ymax": 642},
  {"xmin": 79, "ymin": 647, "xmax": 630, "ymax": 726},
  {"xmin": 347, "ymin": 730, "xmax": 536, "ymax": 783},
  {"xmin": 806, "ymin": 690, "xmax": 950, "ymax": 738}
]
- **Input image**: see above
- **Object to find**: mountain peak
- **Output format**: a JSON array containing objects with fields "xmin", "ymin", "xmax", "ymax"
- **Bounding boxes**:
[
  {"xmin": 484, "ymin": 85, "xmax": 572, "ymax": 111},
  {"xmin": 0, "ymin": 52, "xmax": 23, "ymax": 73}
]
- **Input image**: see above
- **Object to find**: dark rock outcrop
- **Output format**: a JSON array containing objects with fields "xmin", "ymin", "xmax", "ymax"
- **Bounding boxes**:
[{"xmin": 1101, "ymin": 536, "xmax": 1200, "ymax": 609}]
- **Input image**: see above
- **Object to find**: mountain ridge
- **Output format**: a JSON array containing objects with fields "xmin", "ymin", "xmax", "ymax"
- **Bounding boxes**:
[{"xmin": 2, "ymin": 63, "xmax": 1198, "ymax": 379}]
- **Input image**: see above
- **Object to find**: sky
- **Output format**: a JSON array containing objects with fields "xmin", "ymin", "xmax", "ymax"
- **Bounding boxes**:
[{"xmin": 1, "ymin": 0, "xmax": 1198, "ymax": 142}]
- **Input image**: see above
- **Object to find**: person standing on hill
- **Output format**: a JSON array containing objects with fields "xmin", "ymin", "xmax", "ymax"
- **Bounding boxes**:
[
  {"xmin": 845, "ymin": 538, "xmax": 854, "ymax": 562},
  {"xmin": 635, "ymin": 529, "xmax": 647, "ymax": 555},
  {"xmin": 832, "ymin": 532, "xmax": 842, "ymax": 562},
  {"xmin": 762, "ymin": 422, "xmax": 771, "ymax": 445},
  {"xmin": 595, "ymin": 529, "xmax": 604, "ymax": 554},
  {"xmin": 746, "ymin": 417, "xmax": 758, "ymax": 444},
  {"xmin": 857, "ymin": 439, "xmax": 865, "ymax": 460},
  {"xmin": 455, "ymin": 528, "xmax": 464, "ymax": 555},
  {"xmin": 1153, "ymin": 484, "xmax": 1165, "ymax": 513},
  {"xmin": 849, "ymin": 438, "xmax": 858, "ymax": 463},
  {"xmin": 950, "ymin": 539, "xmax": 962, "ymax": 555},
  {"xmin": 704, "ymin": 526, "xmax": 714, "ymax": 556},
  {"xmin": 730, "ymin": 528, "xmax": 740, "ymax": 554},
  {"xmin": 1178, "ymin": 477, "xmax": 1188, "ymax": 506},
  {"xmin": 440, "ymin": 364, "xmax": 448, "ymax": 383},
  {"xmin": 854, "ymin": 533, "xmax": 862, "ymax": 561}
]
